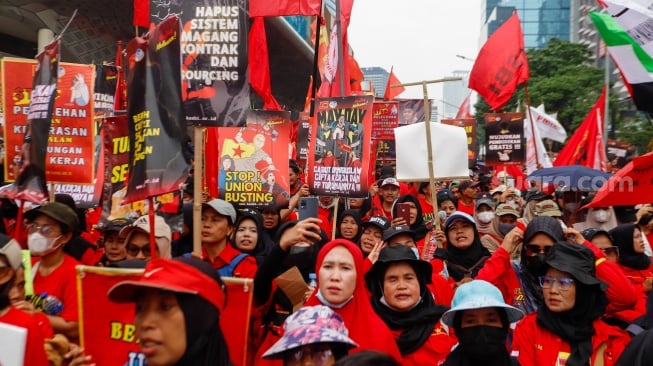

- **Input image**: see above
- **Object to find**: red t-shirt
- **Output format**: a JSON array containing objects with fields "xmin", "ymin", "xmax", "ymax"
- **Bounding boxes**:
[
  {"xmin": 416, "ymin": 194, "xmax": 435, "ymax": 226},
  {"xmin": 202, "ymin": 243, "xmax": 258, "ymax": 278},
  {"xmin": 457, "ymin": 200, "xmax": 475, "ymax": 215},
  {"xmin": 0, "ymin": 306, "xmax": 49, "ymax": 366},
  {"xmin": 33, "ymin": 254, "xmax": 80, "ymax": 323}
]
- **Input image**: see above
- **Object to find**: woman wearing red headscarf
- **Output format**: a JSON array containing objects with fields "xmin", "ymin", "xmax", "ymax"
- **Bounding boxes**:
[{"xmin": 304, "ymin": 239, "xmax": 402, "ymax": 362}]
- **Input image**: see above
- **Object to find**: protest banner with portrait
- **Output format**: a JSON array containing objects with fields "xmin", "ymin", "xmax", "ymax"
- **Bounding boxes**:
[
  {"xmin": 397, "ymin": 99, "xmax": 433, "ymax": 125},
  {"xmin": 484, "ymin": 112, "xmax": 525, "ymax": 166},
  {"xmin": 149, "ymin": 0, "xmax": 249, "ymax": 126},
  {"xmin": 123, "ymin": 15, "xmax": 192, "ymax": 204},
  {"xmin": 217, "ymin": 110, "xmax": 291, "ymax": 209},
  {"xmin": 372, "ymin": 101, "xmax": 399, "ymax": 161},
  {"xmin": 442, "ymin": 118, "xmax": 478, "ymax": 167},
  {"xmin": 307, "ymin": 96, "xmax": 373, "ymax": 197}
]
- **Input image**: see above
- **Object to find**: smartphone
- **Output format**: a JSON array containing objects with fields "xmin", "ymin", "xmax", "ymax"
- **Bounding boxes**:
[
  {"xmin": 396, "ymin": 202, "xmax": 411, "ymax": 224},
  {"xmin": 298, "ymin": 197, "xmax": 319, "ymax": 221}
]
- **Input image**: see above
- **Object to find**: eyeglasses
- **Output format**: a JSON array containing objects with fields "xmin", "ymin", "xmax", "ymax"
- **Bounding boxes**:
[
  {"xmin": 27, "ymin": 223, "xmax": 58, "ymax": 236},
  {"xmin": 125, "ymin": 243, "xmax": 151, "ymax": 257},
  {"xmin": 539, "ymin": 276, "xmax": 575, "ymax": 291},
  {"xmin": 600, "ymin": 246, "xmax": 619, "ymax": 256},
  {"xmin": 285, "ymin": 345, "xmax": 333, "ymax": 366},
  {"xmin": 525, "ymin": 244, "xmax": 553, "ymax": 255}
]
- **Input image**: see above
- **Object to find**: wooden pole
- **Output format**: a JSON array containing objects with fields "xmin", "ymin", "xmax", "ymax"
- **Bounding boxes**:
[
  {"xmin": 523, "ymin": 83, "xmax": 540, "ymax": 168},
  {"xmin": 331, "ymin": 198, "xmax": 339, "ymax": 240},
  {"xmin": 192, "ymin": 126, "xmax": 204, "ymax": 257}
]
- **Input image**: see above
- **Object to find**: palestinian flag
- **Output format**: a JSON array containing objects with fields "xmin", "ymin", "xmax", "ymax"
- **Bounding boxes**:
[{"xmin": 590, "ymin": 11, "xmax": 653, "ymax": 114}]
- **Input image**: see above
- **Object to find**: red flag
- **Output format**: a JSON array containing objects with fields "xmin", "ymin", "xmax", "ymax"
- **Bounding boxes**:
[
  {"xmin": 455, "ymin": 92, "xmax": 474, "ymax": 119},
  {"xmin": 469, "ymin": 12, "xmax": 529, "ymax": 110},
  {"xmin": 349, "ymin": 54, "xmax": 364, "ymax": 92},
  {"xmin": 114, "ymin": 41, "xmax": 127, "ymax": 111},
  {"xmin": 133, "ymin": 0, "xmax": 149, "ymax": 27},
  {"xmin": 383, "ymin": 67, "xmax": 405, "ymax": 100},
  {"xmin": 317, "ymin": 0, "xmax": 355, "ymax": 97},
  {"xmin": 553, "ymin": 87, "xmax": 607, "ymax": 171},
  {"xmin": 249, "ymin": 0, "xmax": 322, "ymax": 16},
  {"xmin": 248, "ymin": 17, "xmax": 282, "ymax": 110}
]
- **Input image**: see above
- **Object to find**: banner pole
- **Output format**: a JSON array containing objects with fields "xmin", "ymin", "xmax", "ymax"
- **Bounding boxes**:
[
  {"xmin": 421, "ymin": 82, "xmax": 441, "ymax": 236},
  {"xmin": 331, "ymin": 198, "xmax": 339, "ymax": 240},
  {"xmin": 335, "ymin": 0, "xmax": 345, "ymax": 97},
  {"xmin": 192, "ymin": 126, "xmax": 204, "ymax": 257},
  {"xmin": 148, "ymin": 196, "xmax": 157, "ymax": 259},
  {"xmin": 49, "ymin": 183, "xmax": 55, "ymax": 203},
  {"xmin": 523, "ymin": 83, "xmax": 540, "ymax": 168}
]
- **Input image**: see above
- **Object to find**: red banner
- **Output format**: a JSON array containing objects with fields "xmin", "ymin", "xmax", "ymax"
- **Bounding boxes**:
[
  {"xmin": 217, "ymin": 110, "xmax": 291, "ymax": 208},
  {"xmin": 76, "ymin": 266, "xmax": 143, "ymax": 366},
  {"xmin": 308, "ymin": 96, "xmax": 373, "ymax": 197},
  {"xmin": 442, "ymin": 118, "xmax": 478, "ymax": 167},
  {"xmin": 221, "ymin": 278, "xmax": 254, "ymax": 366},
  {"xmin": 372, "ymin": 102, "xmax": 399, "ymax": 140}
]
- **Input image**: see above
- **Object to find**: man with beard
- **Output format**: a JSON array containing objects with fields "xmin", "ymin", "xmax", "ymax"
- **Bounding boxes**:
[{"xmin": 0, "ymin": 234, "xmax": 48, "ymax": 365}]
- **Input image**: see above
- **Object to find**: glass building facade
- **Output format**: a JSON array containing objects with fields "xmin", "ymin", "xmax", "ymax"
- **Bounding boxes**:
[{"xmin": 482, "ymin": 0, "xmax": 571, "ymax": 49}]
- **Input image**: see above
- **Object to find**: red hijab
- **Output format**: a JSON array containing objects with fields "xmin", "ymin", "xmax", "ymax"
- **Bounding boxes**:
[{"xmin": 305, "ymin": 239, "xmax": 402, "ymax": 361}]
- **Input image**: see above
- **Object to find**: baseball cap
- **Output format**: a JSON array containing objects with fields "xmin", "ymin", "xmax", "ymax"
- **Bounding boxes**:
[
  {"xmin": 101, "ymin": 218, "xmax": 133, "ymax": 233},
  {"xmin": 458, "ymin": 179, "xmax": 479, "ymax": 191},
  {"xmin": 476, "ymin": 192, "xmax": 495, "ymax": 210},
  {"xmin": 119, "ymin": 215, "xmax": 172, "ymax": 258},
  {"xmin": 202, "ymin": 199, "xmax": 237, "ymax": 225},
  {"xmin": 382, "ymin": 225, "xmax": 415, "ymax": 243},
  {"xmin": 380, "ymin": 177, "xmax": 400, "ymax": 188},
  {"xmin": 362, "ymin": 216, "xmax": 391, "ymax": 231},
  {"xmin": 24, "ymin": 202, "xmax": 79, "ymax": 233},
  {"xmin": 444, "ymin": 211, "xmax": 476, "ymax": 232},
  {"xmin": 0, "ymin": 234, "xmax": 22, "ymax": 271},
  {"xmin": 108, "ymin": 257, "xmax": 226, "ymax": 312},
  {"xmin": 495, "ymin": 203, "xmax": 520, "ymax": 217},
  {"xmin": 490, "ymin": 184, "xmax": 507, "ymax": 195},
  {"xmin": 524, "ymin": 190, "xmax": 550, "ymax": 202},
  {"xmin": 535, "ymin": 199, "xmax": 562, "ymax": 217},
  {"xmin": 262, "ymin": 305, "xmax": 358, "ymax": 358}
]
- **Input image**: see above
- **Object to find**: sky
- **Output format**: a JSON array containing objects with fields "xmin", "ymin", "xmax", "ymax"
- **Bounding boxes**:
[{"xmin": 348, "ymin": 1, "xmax": 482, "ymax": 102}]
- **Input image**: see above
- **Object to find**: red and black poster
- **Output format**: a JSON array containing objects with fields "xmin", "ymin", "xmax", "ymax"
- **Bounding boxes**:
[
  {"xmin": 308, "ymin": 96, "xmax": 373, "ymax": 197},
  {"xmin": 295, "ymin": 111, "xmax": 311, "ymax": 166},
  {"xmin": 100, "ymin": 116, "xmax": 183, "ymax": 231},
  {"xmin": 1, "ymin": 57, "xmax": 99, "ymax": 206},
  {"xmin": 398, "ymin": 99, "xmax": 432, "ymax": 125},
  {"xmin": 124, "ymin": 15, "xmax": 192, "ymax": 204},
  {"xmin": 372, "ymin": 101, "xmax": 399, "ymax": 161},
  {"xmin": 484, "ymin": 112, "xmax": 525, "ymax": 166},
  {"xmin": 149, "ymin": 0, "xmax": 249, "ymax": 126},
  {"xmin": 94, "ymin": 64, "xmax": 118, "ymax": 117},
  {"xmin": 442, "ymin": 118, "xmax": 478, "ymax": 167},
  {"xmin": 0, "ymin": 40, "xmax": 59, "ymax": 203},
  {"xmin": 217, "ymin": 110, "xmax": 291, "ymax": 209}
]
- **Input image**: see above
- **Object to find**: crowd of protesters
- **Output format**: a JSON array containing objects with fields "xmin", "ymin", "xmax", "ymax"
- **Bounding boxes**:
[{"xmin": 3, "ymin": 161, "xmax": 653, "ymax": 365}]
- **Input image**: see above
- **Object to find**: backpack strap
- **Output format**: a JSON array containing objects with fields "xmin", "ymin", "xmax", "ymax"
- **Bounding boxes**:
[{"xmin": 217, "ymin": 253, "xmax": 249, "ymax": 277}]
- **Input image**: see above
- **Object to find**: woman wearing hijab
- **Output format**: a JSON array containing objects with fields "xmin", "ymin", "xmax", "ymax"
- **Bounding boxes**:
[
  {"xmin": 108, "ymin": 257, "xmax": 231, "ymax": 366},
  {"xmin": 441, "ymin": 280, "xmax": 524, "ymax": 366},
  {"xmin": 432, "ymin": 211, "xmax": 491, "ymax": 288},
  {"xmin": 232, "ymin": 208, "xmax": 269, "ymax": 264},
  {"xmin": 474, "ymin": 193, "xmax": 496, "ymax": 236},
  {"xmin": 335, "ymin": 210, "xmax": 363, "ymax": 243},
  {"xmin": 304, "ymin": 239, "xmax": 402, "ymax": 362},
  {"xmin": 365, "ymin": 245, "xmax": 452, "ymax": 364},
  {"xmin": 391, "ymin": 195, "xmax": 429, "ymax": 252},
  {"xmin": 512, "ymin": 242, "xmax": 631, "ymax": 366},
  {"xmin": 477, "ymin": 216, "xmax": 638, "ymax": 316},
  {"xmin": 609, "ymin": 224, "xmax": 653, "ymax": 291},
  {"xmin": 480, "ymin": 203, "xmax": 520, "ymax": 255}
]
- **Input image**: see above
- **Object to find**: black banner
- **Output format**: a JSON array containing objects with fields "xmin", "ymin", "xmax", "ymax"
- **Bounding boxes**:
[
  {"xmin": 484, "ymin": 112, "xmax": 525, "ymax": 166},
  {"xmin": 150, "ymin": 0, "xmax": 249, "ymax": 126},
  {"xmin": 0, "ymin": 39, "xmax": 60, "ymax": 203},
  {"xmin": 124, "ymin": 15, "xmax": 191, "ymax": 204},
  {"xmin": 94, "ymin": 64, "xmax": 118, "ymax": 117}
]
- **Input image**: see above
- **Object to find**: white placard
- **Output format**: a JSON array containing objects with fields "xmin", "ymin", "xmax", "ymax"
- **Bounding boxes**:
[
  {"xmin": 0, "ymin": 321, "xmax": 27, "ymax": 366},
  {"xmin": 394, "ymin": 122, "xmax": 470, "ymax": 180}
]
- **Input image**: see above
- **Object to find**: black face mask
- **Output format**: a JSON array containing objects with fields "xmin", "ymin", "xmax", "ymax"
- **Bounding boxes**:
[
  {"xmin": 524, "ymin": 253, "xmax": 547, "ymax": 276},
  {"xmin": 456, "ymin": 325, "xmax": 508, "ymax": 359},
  {"xmin": 498, "ymin": 223, "xmax": 516, "ymax": 236}
]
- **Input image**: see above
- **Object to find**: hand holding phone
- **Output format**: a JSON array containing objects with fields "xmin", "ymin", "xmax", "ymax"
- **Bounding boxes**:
[
  {"xmin": 396, "ymin": 202, "xmax": 411, "ymax": 225},
  {"xmin": 298, "ymin": 197, "xmax": 319, "ymax": 221}
]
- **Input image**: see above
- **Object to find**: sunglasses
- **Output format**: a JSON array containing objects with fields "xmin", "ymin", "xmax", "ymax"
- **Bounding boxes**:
[
  {"xmin": 600, "ymin": 246, "xmax": 619, "ymax": 256},
  {"xmin": 524, "ymin": 244, "xmax": 553, "ymax": 255},
  {"xmin": 539, "ymin": 276, "xmax": 575, "ymax": 291},
  {"xmin": 126, "ymin": 243, "xmax": 151, "ymax": 257}
]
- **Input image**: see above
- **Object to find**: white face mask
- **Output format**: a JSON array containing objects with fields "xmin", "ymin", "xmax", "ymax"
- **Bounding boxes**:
[
  {"xmin": 28, "ymin": 232, "xmax": 62, "ymax": 256},
  {"xmin": 477, "ymin": 211, "xmax": 495, "ymax": 224},
  {"xmin": 593, "ymin": 209, "xmax": 610, "ymax": 223}
]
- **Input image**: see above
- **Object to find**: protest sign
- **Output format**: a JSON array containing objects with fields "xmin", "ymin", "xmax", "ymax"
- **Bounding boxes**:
[
  {"xmin": 296, "ymin": 111, "xmax": 311, "ymax": 165},
  {"xmin": 372, "ymin": 101, "xmax": 399, "ymax": 161},
  {"xmin": 307, "ymin": 96, "xmax": 373, "ymax": 197},
  {"xmin": 94, "ymin": 63, "xmax": 118, "ymax": 117},
  {"xmin": 221, "ymin": 277, "xmax": 254, "ymax": 366},
  {"xmin": 441, "ymin": 118, "xmax": 478, "ymax": 167},
  {"xmin": 397, "ymin": 99, "xmax": 432, "ymax": 125},
  {"xmin": 217, "ymin": 110, "xmax": 291, "ymax": 208},
  {"xmin": 484, "ymin": 112, "xmax": 525, "ymax": 166}
]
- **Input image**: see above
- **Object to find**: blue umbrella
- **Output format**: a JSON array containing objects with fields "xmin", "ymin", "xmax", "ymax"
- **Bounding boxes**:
[{"xmin": 526, "ymin": 165, "xmax": 612, "ymax": 191}]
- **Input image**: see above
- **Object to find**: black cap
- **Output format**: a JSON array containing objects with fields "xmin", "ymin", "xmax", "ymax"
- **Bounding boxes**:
[
  {"xmin": 362, "ymin": 216, "xmax": 391, "ymax": 231},
  {"xmin": 524, "ymin": 190, "xmax": 550, "ymax": 202},
  {"xmin": 545, "ymin": 241, "xmax": 606, "ymax": 289},
  {"xmin": 102, "ymin": 218, "xmax": 133, "ymax": 233},
  {"xmin": 382, "ymin": 225, "xmax": 415, "ymax": 243}
]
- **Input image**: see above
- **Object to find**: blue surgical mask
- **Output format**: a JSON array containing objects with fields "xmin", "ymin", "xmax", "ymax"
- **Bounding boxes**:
[{"xmin": 498, "ymin": 223, "xmax": 515, "ymax": 235}]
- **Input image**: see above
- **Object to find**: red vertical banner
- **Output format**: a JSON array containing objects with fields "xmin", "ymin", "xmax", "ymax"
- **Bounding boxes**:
[
  {"xmin": 442, "ymin": 118, "xmax": 478, "ymax": 167},
  {"xmin": 484, "ymin": 113, "xmax": 525, "ymax": 166},
  {"xmin": 295, "ymin": 111, "xmax": 311, "ymax": 167},
  {"xmin": 307, "ymin": 96, "xmax": 373, "ymax": 197},
  {"xmin": 372, "ymin": 101, "xmax": 399, "ymax": 161},
  {"xmin": 220, "ymin": 278, "xmax": 254, "ymax": 366},
  {"xmin": 77, "ymin": 266, "xmax": 144, "ymax": 366},
  {"xmin": 216, "ymin": 110, "xmax": 291, "ymax": 209}
]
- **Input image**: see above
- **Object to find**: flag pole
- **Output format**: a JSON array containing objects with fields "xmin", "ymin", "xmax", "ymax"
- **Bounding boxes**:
[
  {"xmin": 392, "ymin": 77, "xmax": 462, "ymax": 238},
  {"xmin": 192, "ymin": 126, "xmax": 204, "ymax": 257},
  {"xmin": 523, "ymin": 83, "xmax": 541, "ymax": 168},
  {"xmin": 335, "ymin": 0, "xmax": 345, "ymax": 97}
]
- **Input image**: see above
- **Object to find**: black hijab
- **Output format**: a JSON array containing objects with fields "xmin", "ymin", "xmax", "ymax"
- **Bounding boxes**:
[
  {"xmin": 335, "ymin": 209, "xmax": 363, "ymax": 243},
  {"xmin": 393, "ymin": 195, "xmax": 429, "ymax": 241},
  {"xmin": 365, "ymin": 245, "xmax": 448, "ymax": 355},
  {"xmin": 434, "ymin": 214, "xmax": 490, "ymax": 282},
  {"xmin": 233, "ymin": 209, "xmax": 268, "ymax": 264},
  {"xmin": 610, "ymin": 224, "xmax": 651, "ymax": 270}
]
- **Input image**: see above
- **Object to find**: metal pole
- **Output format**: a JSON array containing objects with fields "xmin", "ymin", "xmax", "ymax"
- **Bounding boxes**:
[
  {"xmin": 335, "ymin": 0, "xmax": 345, "ymax": 97},
  {"xmin": 604, "ymin": 55, "xmax": 610, "ymax": 146}
]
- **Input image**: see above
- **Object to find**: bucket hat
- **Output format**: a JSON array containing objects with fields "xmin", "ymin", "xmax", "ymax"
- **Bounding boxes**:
[{"xmin": 441, "ymin": 280, "xmax": 524, "ymax": 326}]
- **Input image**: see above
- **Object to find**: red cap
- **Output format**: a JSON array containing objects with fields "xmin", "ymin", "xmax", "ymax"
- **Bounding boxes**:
[{"xmin": 108, "ymin": 258, "xmax": 225, "ymax": 311}]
